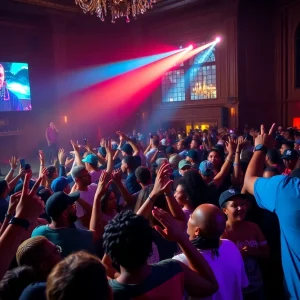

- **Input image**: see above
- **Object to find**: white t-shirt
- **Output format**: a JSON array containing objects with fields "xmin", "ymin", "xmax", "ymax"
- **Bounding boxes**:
[
  {"xmin": 90, "ymin": 170, "xmax": 102, "ymax": 183},
  {"xmin": 173, "ymin": 239, "xmax": 248, "ymax": 300},
  {"xmin": 75, "ymin": 184, "xmax": 97, "ymax": 229}
]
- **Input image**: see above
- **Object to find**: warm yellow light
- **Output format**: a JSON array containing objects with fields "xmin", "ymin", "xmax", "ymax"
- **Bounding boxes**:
[
  {"xmin": 230, "ymin": 108, "xmax": 236, "ymax": 117},
  {"xmin": 64, "ymin": 116, "xmax": 68, "ymax": 124},
  {"xmin": 200, "ymin": 124, "xmax": 209, "ymax": 130}
]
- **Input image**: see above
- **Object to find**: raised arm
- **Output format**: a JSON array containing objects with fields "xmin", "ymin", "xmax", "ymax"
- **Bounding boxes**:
[
  {"xmin": 244, "ymin": 123, "xmax": 275, "ymax": 195},
  {"xmin": 136, "ymin": 163, "xmax": 172, "ymax": 219},
  {"xmin": 152, "ymin": 207, "xmax": 218, "ymax": 298},
  {"xmin": 70, "ymin": 140, "xmax": 83, "ymax": 166},
  {"xmin": 89, "ymin": 171, "xmax": 112, "ymax": 242},
  {"xmin": 212, "ymin": 137, "xmax": 236, "ymax": 188},
  {"xmin": 231, "ymin": 137, "xmax": 245, "ymax": 187},
  {"xmin": 5, "ymin": 157, "xmax": 18, "ymax": 183}
]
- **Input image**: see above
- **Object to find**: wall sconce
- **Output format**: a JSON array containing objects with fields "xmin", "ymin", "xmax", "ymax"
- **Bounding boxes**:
[
  {"xmin": 64, "ymin": 116, "xmax": 68, "ymax": 124},
  {"xmin": 230, "ymin": 107, "xmax": 236, "ymax": 117}
]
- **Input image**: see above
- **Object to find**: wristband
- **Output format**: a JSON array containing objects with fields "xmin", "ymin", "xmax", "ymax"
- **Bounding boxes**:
[
  {"xmin": 226, "ymin": 158, "xmax": 233, "ymax": 163},
  {"xmin": 233, "ymin": 163, "xmax": 239, "ymax": 167},
  {"xmin": 10, "ymin": 169, "xmax": 15, "ymax": 172},
  {"xmin": 9, "ymin": 217, "xmax": 30, "ymax": 230},
  {"xmin": 148, "ymin": 196, "xmax": 154, "ymax": 202}
]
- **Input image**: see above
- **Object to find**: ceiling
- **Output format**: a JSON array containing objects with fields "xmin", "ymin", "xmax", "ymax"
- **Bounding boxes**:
[{"xmin": 10, "ymin": 0, "xmax": 202, "ymax": 14}]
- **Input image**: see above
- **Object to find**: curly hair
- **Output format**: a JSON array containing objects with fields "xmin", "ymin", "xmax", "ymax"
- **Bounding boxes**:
[{"xmin": 103, "ymin": 210, "xmax": 153, "ymax": 271}]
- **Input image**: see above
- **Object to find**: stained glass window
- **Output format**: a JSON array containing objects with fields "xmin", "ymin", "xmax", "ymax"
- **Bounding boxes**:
[{"xmin": 162, "ymin": 69, "xmax": 185, "ymax": 102}]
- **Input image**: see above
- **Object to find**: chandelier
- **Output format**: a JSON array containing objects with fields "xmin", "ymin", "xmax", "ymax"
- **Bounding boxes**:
[
  {"xmin": 193, "ymin": 81, "xmax": 216, "ymax": 98},
  {"xmin": 75, "ymin": 0, "xmax": 156, "ymax": 23}
]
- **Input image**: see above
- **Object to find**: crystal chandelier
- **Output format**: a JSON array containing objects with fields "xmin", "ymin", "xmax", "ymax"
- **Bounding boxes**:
[
  {"xmin": 75, "ymin": 0, "xmax": 156, "ymax": 23},
  {"xmin": 193, "ymin": 80, "xmax": 216, "ymax": 98}
]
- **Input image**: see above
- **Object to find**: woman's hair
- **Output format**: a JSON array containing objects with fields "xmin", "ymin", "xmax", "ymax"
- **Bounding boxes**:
[
  {"xmin": 0, "ymin": 266, "xmax": 37, "ymax": 300},
  {"xmin": 46, "ymin": 251, "xmax": 111, "ymax": 300},
  {"xmin": 134, "ymin": 184, "xmax": 168, "ymax": 227},
  {"xmin": 180, "ymin": 170, "xmax": 211, "ymax": 209}
]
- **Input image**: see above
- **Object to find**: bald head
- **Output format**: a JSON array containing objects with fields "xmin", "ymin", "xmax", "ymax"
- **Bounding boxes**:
[{"xmin": 187, "ymin": 204, "xmax": 226, "ymax": 240}]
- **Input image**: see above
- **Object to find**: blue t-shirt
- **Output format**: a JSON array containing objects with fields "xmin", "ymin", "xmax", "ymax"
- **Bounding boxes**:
[
  {"xmin": 125, "ymin": 173, "xmax": 141, "ymax": 195},
  {"xmin": 31, "ymin": 225, "xmax": 95, "ymax": 258},
  {"xmin": 254, "ymin": 175, "xmax": 300, "ymax": 299}
]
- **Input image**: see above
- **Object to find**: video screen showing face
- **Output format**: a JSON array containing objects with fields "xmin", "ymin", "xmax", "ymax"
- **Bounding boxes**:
[{"xmin": 0, "ymin": 62, "xmax": 32, "ymax": 112}]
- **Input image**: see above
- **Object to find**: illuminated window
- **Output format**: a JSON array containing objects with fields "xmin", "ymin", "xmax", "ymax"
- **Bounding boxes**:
[
  {"xmin": 295, "ymin": 24, "xmax": 300, "ymax": 88},
  {"xmin": 162, "ymin": 69, "xmax": 185, "ymax": 102},
  {"xmin": 190, "ymin": 46, "xmax": 217, "ymax": 100}
]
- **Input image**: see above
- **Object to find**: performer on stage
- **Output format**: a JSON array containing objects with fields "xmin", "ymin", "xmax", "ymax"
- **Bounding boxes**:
[
  {"xmin": 0, "ymin": 64, "xmax": 23, "ymax": 111},
  {"xmin": 46, "ymin": 121, "xmax": 59, "ymax": 164}
]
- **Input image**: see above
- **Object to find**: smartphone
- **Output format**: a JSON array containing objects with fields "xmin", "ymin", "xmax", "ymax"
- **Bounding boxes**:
[{"xmin": 20, "ymin": 158, "xmax": 26, "ymax": 169}]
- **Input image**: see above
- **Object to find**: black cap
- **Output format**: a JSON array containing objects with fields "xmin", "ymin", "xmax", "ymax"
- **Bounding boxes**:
[
  {"xmin": 219, "ymin": 189, "xmax": 245, "ymax": 208},
  {"xmin": 45, "ymin": 191, "xmax": 80, "ymax": 218}
]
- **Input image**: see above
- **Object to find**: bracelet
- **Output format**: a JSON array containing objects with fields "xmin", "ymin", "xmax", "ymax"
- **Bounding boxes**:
[
  {"xmin": 226, "ymin": 158, "xmax": 233, "ymax": 163},
  {"xmin": 164, "ymin": 193, "xmax": 173, "ymax": 197},
  {"xmin": 5, "ymin": 213, "xmax": 13, "ymax": 219},
  {"xmin": 233, "ymin": 163, "xmax": 239, "ymax": 167},
  {"xmin": 10, "ymin": 169, "xmax": 15, "ymax": 172},
  {"xmin": 148, "ymin": 196, "xmax": 153, "ymax": 202}
]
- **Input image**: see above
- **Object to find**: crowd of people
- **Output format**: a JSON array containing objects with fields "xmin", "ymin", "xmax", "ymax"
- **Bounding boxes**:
[{"xmin": 0, "ymin": 123, "xmax": 299, "ymax": 299}]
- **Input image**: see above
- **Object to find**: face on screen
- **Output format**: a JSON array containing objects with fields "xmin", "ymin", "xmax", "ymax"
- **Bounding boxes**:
[
  {"xmin": 0, "ymin": 66, "xmax": 4, "ymax": 88},
  {"xmin": 0, "ymin": 62, "xmax": 32, "ymax": 112}
]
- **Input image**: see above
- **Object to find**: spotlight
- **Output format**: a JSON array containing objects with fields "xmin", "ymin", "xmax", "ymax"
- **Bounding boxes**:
[
  {"xmin": 179, "ymin": 45, "xmax": 183, "ymax": 49},
  {"xmin": 215, "ymin": 37, "xmax": 221, "ymax": 43},
  {"xmin": 187, "ymin": 44, "xmax": 193, "ymax": 50}
]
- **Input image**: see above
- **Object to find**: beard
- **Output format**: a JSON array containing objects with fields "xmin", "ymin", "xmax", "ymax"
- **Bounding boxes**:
[{"xmin": 67, "ymin": 213, "xmax": 78, "ymax": 223}]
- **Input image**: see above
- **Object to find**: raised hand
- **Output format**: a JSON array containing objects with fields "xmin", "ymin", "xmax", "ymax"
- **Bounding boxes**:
[
  {"xmin": 65, "ymin": 156, "xmax": 74, "ymax": 166},
  {"xmin": 84, "ymin": 143, "xmax": 94, "ymax": 153},
  {"xmin": 152, "ymin": 163, "xmax": 173, "ymax": 197},
  {"xmin": 237, "ymin": 136, "xmax": 246, "ymax": 152},
  {"xmin": 70, "ymin": 140, "xmax": 80, "ymax": 152},
  {"xmin": 254, "ymin": 123, "xmax": 276, "ymax": 148},
  {"xmin": 105, "ymin": 139, "xmax": 112, "ymax": 155},
  {"xmin": 152, "ymin": 207, "xmax": 184, "ymax": 242},
  {"xmin": 7, "ymin": 192, "xmax": 22, "ymax": 215},
  {"xmin": 116, "ymin": 131, "xmax": 129, "ymax": 143},
  {"xmin": 14, "ymin": 174, "xmax": 44, "ymax": 224},
  {"xmin": 9, "ymin": 156, "xmax": 17, "ymax": 170},
  {"xmin": 96, "ymin": 171, "xmax": 112, "ymax": 197},
  {"xmin": 112, "ymin": 169, "xmax": 122, "ymax": 183},
  {"xmin": 58, "ymin": 148, "xmax": 66, "ymax": 165},
  {"xmin": 225, "ymin": 136, "xmax": 237, "ymax": 155},
  {"xmin": 39, "ymin": 151, "xmax": 45, "ymax": 166}
]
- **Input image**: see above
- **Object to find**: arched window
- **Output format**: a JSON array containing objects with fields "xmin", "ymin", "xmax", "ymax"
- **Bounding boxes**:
[
  {"xmin": 190, "ymin": 44, "xmax": 217, "ymax": 100},
  {"xmin": 295, "ymin": 23, "xmax": 300, "ymax": 88}
]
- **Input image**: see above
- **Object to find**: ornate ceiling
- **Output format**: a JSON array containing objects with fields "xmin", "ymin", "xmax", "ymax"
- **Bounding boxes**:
[{"xmin": 11, "ymin": 0, "xmax": 201, "ymax": 14}]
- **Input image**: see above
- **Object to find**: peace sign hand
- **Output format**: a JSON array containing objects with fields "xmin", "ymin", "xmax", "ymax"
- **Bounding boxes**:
[
  {"xmin": 15, "ymin": 174, "xmax": 44, "ymax": 224},
  {"xmin": 254, "ymin": 123, "xmax": 276, "ymax": 148}
]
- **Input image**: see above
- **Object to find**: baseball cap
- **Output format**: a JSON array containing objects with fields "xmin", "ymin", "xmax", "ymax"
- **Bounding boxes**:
[
  {"xmin": 98, "ymin": 147, "xmax": 106, "ymax": 157},
  {"xmin": 121, "ymin": 143, "xmax": 133, "ymax": 155},
  {"xmin": 199, "ymin": 160, "xmax": 214, "ymax": 176},
  {"xmin": 82, "ymin": 153, "xmax": 98, "ymax": 165},
  {"xmin": 51, "ymin": 177, "xmax": 69, "ymax": 192},
  {"xmin": 187, "ymin": 149, "xmax": 198, "ymax": 161},
  {"xmin": 219, "ymin": 189, "xmax": 245, "ymax": 208},
  {"xmin": 281, "ymin": 149, "xmax": 299, "ymax": 160},
  {"xmin": 46, "ymin": 191, "xmax": 80, "ymax": 218},
  {"xmin": 178, "ymin": 159, "xmax": 192, "ymax": 170}
]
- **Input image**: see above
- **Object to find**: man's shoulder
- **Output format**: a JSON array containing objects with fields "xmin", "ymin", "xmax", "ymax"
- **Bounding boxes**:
[{"xmin": 31, "ymin": 225, "xmax": 49, "ymax": 236}]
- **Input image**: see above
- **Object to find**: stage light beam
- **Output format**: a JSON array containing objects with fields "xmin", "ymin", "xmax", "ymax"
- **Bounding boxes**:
[{"xmin": 215, "ymin": 37, "xmax": 221, "ymax": 43}]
